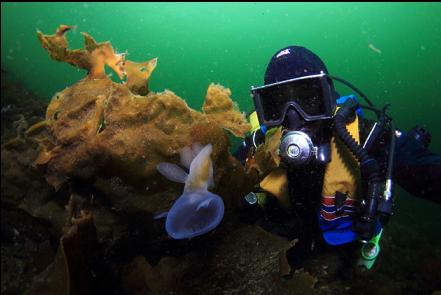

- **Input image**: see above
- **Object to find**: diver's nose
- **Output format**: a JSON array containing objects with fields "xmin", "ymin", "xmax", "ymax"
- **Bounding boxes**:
[{"xmin": 283, "ymin": 107, "xmax": 305, "ymax": 130}]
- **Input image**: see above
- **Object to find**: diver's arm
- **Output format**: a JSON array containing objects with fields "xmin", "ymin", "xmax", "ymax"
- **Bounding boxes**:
[{"xmin": 393, "ymin": 130, "xmax": 441, "ymax": 204}]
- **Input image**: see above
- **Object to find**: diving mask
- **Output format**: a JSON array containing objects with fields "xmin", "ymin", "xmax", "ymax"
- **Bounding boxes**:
[{"xmin": 251, "ymin": 72, "xmax": 336, "ymax": 128}]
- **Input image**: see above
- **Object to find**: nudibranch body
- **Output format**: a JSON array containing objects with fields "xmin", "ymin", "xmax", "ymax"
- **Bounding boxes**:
[{"xmin": 156, "ymin": 143, "xmax": 224, "ymax": 239}]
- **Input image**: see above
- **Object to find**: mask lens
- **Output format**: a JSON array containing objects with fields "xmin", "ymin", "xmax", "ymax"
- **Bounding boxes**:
[
  {"xmin": 259, "ymin": 86, "xmax": 286, "ymax": 122},
  {"xmin": 294, "ymin": 81, "xmax": 326, "ymax": 116},
  {"xmin": 254, "ymin": 76, "xmax": 329, "ymax": 124}
]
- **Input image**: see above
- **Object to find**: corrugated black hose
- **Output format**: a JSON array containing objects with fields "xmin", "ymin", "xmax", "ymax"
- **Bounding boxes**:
[{"xmin": 334, "ymin": 98, "xmax": 382, "ymax": 241}]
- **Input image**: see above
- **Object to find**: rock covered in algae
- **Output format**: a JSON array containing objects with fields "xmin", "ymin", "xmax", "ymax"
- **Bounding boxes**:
[
  {"xmin": 1, "ymin": 70, "xmax": 56, "ymax": 214},
  {"xmin": 180, "ymin": 223, "xmax": 320, "ymax": 295},
  {"xmin": 125, "ymin": 59, "xmax": 158, "ymax": 96},
  {"xmin": 202, "ymin": 83, "xmax": 250, "ymax": 137},
  {"xmin": 121, "ymin": 255, "xmax": 192, "ymax": 295},
  {"xmin": 35, "ymin": 25, "xmax": 251, "ymax": 212}
]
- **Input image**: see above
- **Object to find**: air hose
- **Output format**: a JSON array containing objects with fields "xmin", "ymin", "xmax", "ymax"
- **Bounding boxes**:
[{"xmin": 334, "ymin": 98, "xmax": 382, "ymax": 242}]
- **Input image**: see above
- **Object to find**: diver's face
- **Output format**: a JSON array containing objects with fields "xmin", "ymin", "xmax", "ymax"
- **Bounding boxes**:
[
  {"xmin": 278, "ymin": 107, "xmax": 331, "ymax": 167},
  {"xmin": 281, "ymin": 107, "xmax": 325, "ymax": 140}
]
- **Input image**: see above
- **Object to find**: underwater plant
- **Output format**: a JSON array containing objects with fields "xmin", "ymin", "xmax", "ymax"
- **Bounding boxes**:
[{"xmin": 32, "ymin": 24, "xmax": 251, "ymax": 204}]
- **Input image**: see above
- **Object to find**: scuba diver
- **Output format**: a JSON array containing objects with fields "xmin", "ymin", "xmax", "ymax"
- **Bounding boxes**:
[{"xmin": 236, "ymin": 46, "xmax": 441, "ymax": 272}]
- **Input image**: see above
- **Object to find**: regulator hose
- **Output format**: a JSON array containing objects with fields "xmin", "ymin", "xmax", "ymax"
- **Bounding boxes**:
[{"xmin": 334, "ymin": 98, "xmax": 382, "ymax": 241}]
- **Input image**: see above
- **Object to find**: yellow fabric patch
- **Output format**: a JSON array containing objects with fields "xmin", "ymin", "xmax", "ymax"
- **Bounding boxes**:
[
  {"xmin": 259, "ymin": 167, "xmax": 289, "ymax": 207},
  {"xmin": 249, "ymin": 111, "xmax": 260, "ymax": 133},
  {"xmin": 322, "ymin": 114, "xmax": 361, "ymax": 199}
]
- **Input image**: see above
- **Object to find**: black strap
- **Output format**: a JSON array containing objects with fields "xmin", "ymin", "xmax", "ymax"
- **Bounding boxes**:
[
  {"xmin": 334, "ymin": 191, "xmax": 348, "ymax": 214},
  {"xmin": 286, "ymin": 164, "xmax": 325, "ymax": 269}
]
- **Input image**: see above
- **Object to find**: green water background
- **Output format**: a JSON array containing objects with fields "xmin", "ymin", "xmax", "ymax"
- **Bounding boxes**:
[{"xmin": 1, "ymin": 2, "xmax": 440, "ymax": 238}]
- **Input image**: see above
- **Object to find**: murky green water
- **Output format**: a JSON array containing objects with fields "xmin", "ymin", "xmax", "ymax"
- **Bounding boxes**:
[
  {"xmin": 1, "ymin": 3, "xmax": 441, "ymax": 294},
  {"xmin": 2, "ymin": 2, "xmax": 441, "ymax": 149}
]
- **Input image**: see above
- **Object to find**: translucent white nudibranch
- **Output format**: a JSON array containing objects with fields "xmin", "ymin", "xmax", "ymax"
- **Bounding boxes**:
[{"xmin": 155, "ymin": 143, "xmax": 224, "ymax": 239}]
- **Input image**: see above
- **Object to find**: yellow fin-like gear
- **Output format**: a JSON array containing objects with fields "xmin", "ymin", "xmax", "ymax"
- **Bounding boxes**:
[{"xmin": 249, "ymin": 111, "xmax": 260, "ymax": 133}]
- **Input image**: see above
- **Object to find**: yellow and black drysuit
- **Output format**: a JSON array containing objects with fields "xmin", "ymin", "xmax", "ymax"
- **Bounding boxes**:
[{"xmin": 237, "ymin": 108, "xmax": 381, "ymax": 247}]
